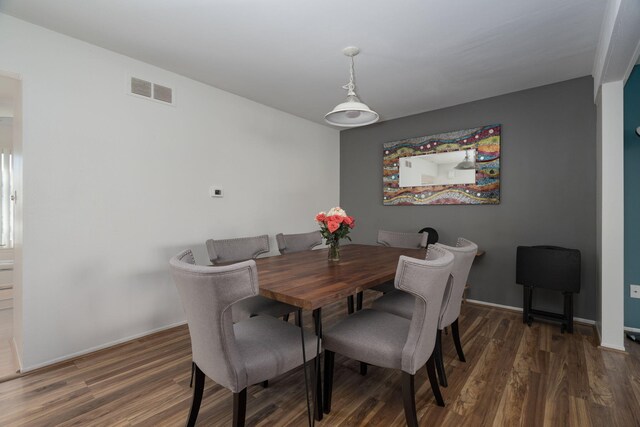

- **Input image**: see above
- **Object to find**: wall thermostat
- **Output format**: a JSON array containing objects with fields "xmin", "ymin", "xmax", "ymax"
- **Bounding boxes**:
[{"xmin": 210, "ymin": 186, "xmax": 223, "ymax": 198}]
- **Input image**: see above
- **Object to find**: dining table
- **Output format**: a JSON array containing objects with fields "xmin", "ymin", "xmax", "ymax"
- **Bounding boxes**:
[{"xmin": 253, "ymin": 243, "xmax": 427, "ymax": 421}]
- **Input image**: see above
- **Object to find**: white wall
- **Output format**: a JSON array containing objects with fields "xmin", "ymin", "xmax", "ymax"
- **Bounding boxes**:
[
  {"xmin": 591, "ymin": 0, "xmax": 640, "ymax": 350},
  {"xmin": 0, "ymin": 118, "xmax": 11, "ymax": 150},
  {"xmin": 595, "ymin": 80, "xmax": 625, "ymax": 351},
  {"xmin": 0, "ymin": 14, "xmax": 340, "ymax": 370}
]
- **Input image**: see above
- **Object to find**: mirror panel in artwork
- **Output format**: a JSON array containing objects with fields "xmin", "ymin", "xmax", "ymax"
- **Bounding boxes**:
[
  {"xmin": 398, "ymin": 149, "xmax": 477, "ymax": 187},
  {"xmin": 383, "ymin": 125, "xmax": 500, "ymax": 205}
]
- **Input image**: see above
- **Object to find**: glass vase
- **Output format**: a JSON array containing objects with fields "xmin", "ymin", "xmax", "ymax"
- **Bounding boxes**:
[{"xmin": 328, "ymin": 240, "xmax": 340, "ymax": 262}]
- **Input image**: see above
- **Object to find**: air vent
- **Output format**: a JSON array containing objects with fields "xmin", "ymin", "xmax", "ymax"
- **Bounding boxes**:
[
  {"xmin": 129, "ymin": 77, "xmax": 174, "ymax": 105},
  {"xmin": 131, "ymin": 77, "xmax": 152, "ymax": 98},
  {"xmin": 153, "ymin": 84, "xmax": 172, "ymax": 104}
]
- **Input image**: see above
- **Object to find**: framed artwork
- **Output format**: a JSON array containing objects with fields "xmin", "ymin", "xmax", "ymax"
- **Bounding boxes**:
[{"xmin": 382, "ymin": 124, "xmax": 500, "ymax": 205}]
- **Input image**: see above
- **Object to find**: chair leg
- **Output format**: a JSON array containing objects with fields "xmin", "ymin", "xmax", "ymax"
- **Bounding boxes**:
[
  {"xmin": 451, "ymin": 318, "xmax": 466, "ymax": 362},
  {"xmin": 283, "ymin": 313, "xmax": 290, "ymax": 322},
  {"xmin": 356, "ymin": 291, "xmax": 363, "ymax": 311},
  {"xmin": 186, "ymin": 364, "xmax": 205, "ymax": 427},
  {"xmin": 401, "ymin": 372, "xmax": 419, "ymax": 427},
  {"xmin": 233, "ymin": 388, "xmax": 247, "ymax": 427},
  {"xmin": 323, "ymin": 350, "xmax": 335, "ymax": 414},
  {"xmin": 295, "ymin": 310, "xmax": 301, "ymax": 327},
  {"xmin": 435, "ymin": 329, "xmax": 448, "ymax": 387},
  {"xmin": 347, "ymin": 295, "xmax": 355, "ymax": 314},
  {"xmin": 426, "ymin": 354, "xmax": 445, "ymax": 407},
  {"xmin": 189, "ymin": 361, "xmax": 195, "ymax": 388},
  {"xmin": 360, "ymin": 362, "xmax": 368, "ymax": 376},
  {"xmin": 310, "ymin": 356, "xmax": 322, "ymax": 420}
]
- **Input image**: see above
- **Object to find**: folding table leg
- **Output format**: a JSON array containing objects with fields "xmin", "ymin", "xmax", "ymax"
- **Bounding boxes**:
[
  {"xmin": 564, "ymin": 292, "xmax": 574, "ymax": 333},
  {"xmin": 523, "ymin": 286, "xmax": 533, "ymax": 326}
]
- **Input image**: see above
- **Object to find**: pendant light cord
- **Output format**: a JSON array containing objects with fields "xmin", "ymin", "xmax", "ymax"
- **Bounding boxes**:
[{"xmin": 343, "ymin": 56, "xmax": 357, "ymax": 97}]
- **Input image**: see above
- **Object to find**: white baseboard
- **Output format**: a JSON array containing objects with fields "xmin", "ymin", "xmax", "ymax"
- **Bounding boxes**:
[
  {"xmin": 22, "ymin": 320, "xmax": 187, "ymax": 373},
  {"xmin": 465, "ymin": 298, "xmax": 595, "ymax": 325},
  {"xmin": 599, "ymin": 342, "xmax": 626, "ymax": 352},
  {"xmin": 624, "ymin": 326, "xmax": 640, "ymax": 334}
]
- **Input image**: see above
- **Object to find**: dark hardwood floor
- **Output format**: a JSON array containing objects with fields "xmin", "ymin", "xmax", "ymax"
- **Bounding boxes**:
[{"xmin": 0, "ymin": 295, "xmax": 638, "ymax": 426}]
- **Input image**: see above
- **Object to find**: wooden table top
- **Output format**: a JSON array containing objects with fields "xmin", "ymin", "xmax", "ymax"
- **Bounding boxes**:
[{"xmin": 255, "ymin": 244, "xmax": 426, "ymax": 310}]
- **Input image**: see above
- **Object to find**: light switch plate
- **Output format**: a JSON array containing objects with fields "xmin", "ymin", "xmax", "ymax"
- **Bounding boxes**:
[{"xmin": 631, "ymin": 284, "xmax": 640, "ymax": 299}]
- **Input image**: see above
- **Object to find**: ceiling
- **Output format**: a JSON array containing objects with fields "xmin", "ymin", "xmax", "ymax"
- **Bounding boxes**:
[{"xmin": 0, "ymin": 0, "xmax": 606, "ymax": 127}]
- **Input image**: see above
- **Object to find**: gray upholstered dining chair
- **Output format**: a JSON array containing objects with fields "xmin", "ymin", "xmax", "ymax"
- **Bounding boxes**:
[
  {"xmin": 205, "ymin": 234, "xmax": 298, "ymax": 323},
  {"xmin": 377, "ymin": 230, "xmax": 429, "ymax": 250},
  {"xmin": 276, "ymin": 231, "xmax": 322, "ymax": 254},
  {"xmin": 348, "ymin": 230, "xmax": 429, "ymax": 314},
  {"xmin": 170, "ymin": 250, "xmax": 319, "ymax": 427},
  {"xmin": 372, "ymin": 238, "xmax": 478, "ymax": 388},
  {"xmin": 323, "ymin": 247, "xmax": 454, "ymax": 427}
]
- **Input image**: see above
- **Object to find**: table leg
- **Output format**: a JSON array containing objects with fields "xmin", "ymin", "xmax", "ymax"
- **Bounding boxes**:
[
  {"xmin": 298, "ymin": 309, "xmax": 312, "ymax": 427},
  {"xmin": 312, "ymin": 308, "xmax": 323, "ymax": 421},
  {"xmin": 523, "ymin": 286, "xmax": 532, "ymax": 326}
]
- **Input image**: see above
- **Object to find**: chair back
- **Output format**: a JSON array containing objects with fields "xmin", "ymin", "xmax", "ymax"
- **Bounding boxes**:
[
  {"xmin": 395, "ymin": 246, "xmax": 454, "ymax": 375},
  {"xmin": 206, "ymin": 234, "xmax": 270, "ymax": 264},
  {"xmin": 170, "ymin": 249, "xmax": 257, "ymax": 392},
  {"xmin": 276, "ymin": 231, "xmax": 322, "ymax": 254},
  {"xmin": 436, "ymin": 238, "xmax": 478, "ymax": 328},
  {"xmin": 377, "ymin": 230, "xmax": 428, "ymax": 249}
]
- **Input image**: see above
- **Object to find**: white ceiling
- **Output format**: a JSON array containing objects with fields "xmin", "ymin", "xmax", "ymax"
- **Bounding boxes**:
[{"xmin": 0, "ymin": 0, "xmax": 606, "ymax": 127}]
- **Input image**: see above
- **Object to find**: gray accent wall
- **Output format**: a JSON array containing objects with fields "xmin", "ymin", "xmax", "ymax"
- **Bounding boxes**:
[{"xmin": 340, "ymin": 76, "xmax": 597, "ymax": 320}]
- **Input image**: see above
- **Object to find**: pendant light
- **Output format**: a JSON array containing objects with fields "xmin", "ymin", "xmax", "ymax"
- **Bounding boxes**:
[
  {"xmin": 454, "ymin": 150, "xmax": 475, "ymax": 170},
  {"xmin": 325, "ymin": 47, "xmax": 379, "ymax": 127}
]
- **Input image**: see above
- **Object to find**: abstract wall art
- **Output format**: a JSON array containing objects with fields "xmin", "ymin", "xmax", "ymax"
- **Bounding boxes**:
[{"xmin": 382, "ymin": 124, "xmax": 501, "ymax": 205}]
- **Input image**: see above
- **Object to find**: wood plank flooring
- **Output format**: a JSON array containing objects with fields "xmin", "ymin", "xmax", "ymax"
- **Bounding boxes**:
[{"xmin": 0, "ymin": 295, "xmax": 639, "ymax": 426}]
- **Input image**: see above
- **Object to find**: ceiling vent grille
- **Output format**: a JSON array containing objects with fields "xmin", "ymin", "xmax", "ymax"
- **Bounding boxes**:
[
  {"xmin": 131, "ymin": 77, "xmax": 152, "ymax": 98},
  {"xmin": 129, "ymin": 77, "xmax": 174, "ymax": 105},
  {"xmin": 153, "ymin": 84, "xmax": 173, "ymax": 104}
]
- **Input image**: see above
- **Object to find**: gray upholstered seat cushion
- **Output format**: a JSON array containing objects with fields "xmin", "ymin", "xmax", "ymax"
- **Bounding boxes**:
[
  {"xmin": 232, "ymin": 296, "xmax": 296, "ymax": 323},
  {"xmin": 322, "ymin": 309, "xmax": 410, "ymax": 370},
  {"xmin": 235, "ymin": 315, "xmax": 319, "ymax": 386},
  {"xmin": 371, "ymin": 290, "xmax": 413, "ymax": 320}
]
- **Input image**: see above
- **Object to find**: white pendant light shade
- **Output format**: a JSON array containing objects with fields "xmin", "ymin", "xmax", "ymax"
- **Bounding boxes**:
[
  {"xmin": 325, "ymin": 96, "xmax": 379, "ymax": 127},
  {"xmin": 325, "ymin": 47, "xmax": 379, "ymax": 127}
]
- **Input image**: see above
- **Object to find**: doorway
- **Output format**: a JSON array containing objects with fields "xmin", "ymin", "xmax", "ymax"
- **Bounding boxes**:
[{"xmin": 0, "ymin": 73, "xmax": 20, "ymax": 379}]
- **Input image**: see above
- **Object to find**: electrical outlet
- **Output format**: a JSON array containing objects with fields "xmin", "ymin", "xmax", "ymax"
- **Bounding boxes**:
[{"xmin": 631, "ymin": 284, "xmax": 640, "ymax": 299}]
